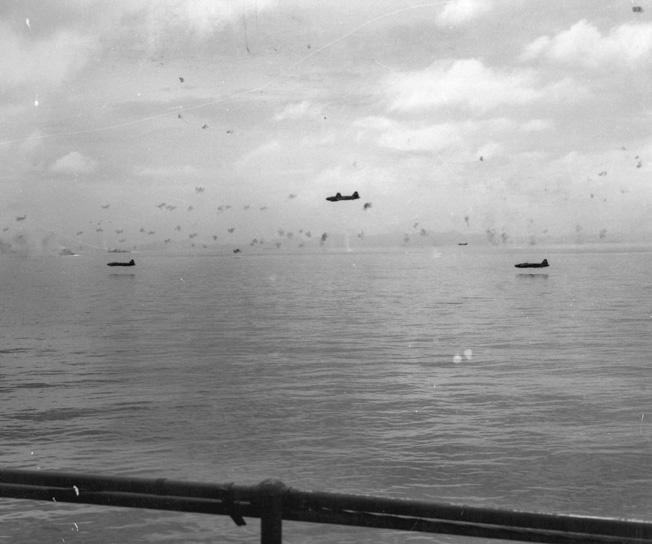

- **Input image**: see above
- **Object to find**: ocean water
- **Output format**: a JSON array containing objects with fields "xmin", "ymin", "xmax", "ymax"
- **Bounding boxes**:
[{"xmin": 0, "ymin": 245, "xmax": 651, "ymax": 543}]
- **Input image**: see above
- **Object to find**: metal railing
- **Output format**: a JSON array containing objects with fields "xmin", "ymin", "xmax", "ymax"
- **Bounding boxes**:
[{"xmin": 0, "ymin": 469, "xmax": 650, "ymax": 543}]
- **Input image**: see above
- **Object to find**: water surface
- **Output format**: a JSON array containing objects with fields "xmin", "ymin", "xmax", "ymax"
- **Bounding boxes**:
[{"xmin": 1, "ymin": 246, "xmax": 650, "ymax": 543}]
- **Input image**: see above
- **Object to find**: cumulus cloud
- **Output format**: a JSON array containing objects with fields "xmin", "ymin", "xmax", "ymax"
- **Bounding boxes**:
[
  {"xmin": 437, "ymin": 0, "xmax": 494, "ymax": 26},
  {"xmin": 50, "ymin": 152, "xmax": 97, "ymax": 174},
  {"xmin": 356, "ymin": 116, "xmax": 522, "ymax": 153},
  {"xmin": 384, "ymin": 58, "xmax": 589, "ymax": 113},
  {"xmin": 385, "ymin": 59, "xmax": 543, "ymax": 113},
  {"xmin": 520, "ymin": 20, "xmax": 652, "ymax": 68}
]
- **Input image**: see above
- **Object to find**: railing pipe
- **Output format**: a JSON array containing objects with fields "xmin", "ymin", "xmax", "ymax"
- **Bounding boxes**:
[
  {"xmin": 0, "ymin": 469, "xmax": 259, "ymax": 500},
  {"xmin": 283, "ymin": 489, "xmax": 651, "ymax": 542},
  {"xmin": 0, "ymin": 469, "xmax": 650, "ymax": 544}
]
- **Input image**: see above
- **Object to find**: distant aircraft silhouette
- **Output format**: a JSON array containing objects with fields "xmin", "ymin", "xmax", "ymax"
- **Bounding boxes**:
[
  {"xmin": 107, "ymin": 259, "xmax": 135, "ymax": 267},
  {"xmin": 515, "ymin": 259, "xmax": 549, "ymax": 269},
  {"xmin": 326, "ymin": 191, "xmax": 360, "ymax": 202}
]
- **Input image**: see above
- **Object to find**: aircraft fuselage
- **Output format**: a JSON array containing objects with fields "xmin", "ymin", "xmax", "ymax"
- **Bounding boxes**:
[{"xmin": 326, "ymin": 191, "xmax": 359, "ymax": 202}]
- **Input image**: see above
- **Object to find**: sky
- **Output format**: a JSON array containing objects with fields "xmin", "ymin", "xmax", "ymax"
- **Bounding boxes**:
[{"xmin": 2, "ymin": 0, "xmax": 652, "ymax": 251}]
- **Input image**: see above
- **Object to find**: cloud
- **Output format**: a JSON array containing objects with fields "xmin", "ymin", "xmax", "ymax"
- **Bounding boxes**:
[
  {"xmin": 115, "ymin": 0, "xmax": 277, "ymax": 53},
  {"xmin": 50, "ymin": 152, "xmax": 97, "ymax": 174},
  {"xmin": 354, "ymin": 116, "xmax": 395, "ymax": 131},
  {"xmin": 170, "ymin": 0, "xmax": 277, "ymax": 35},
  {"xmin": 385, "ymin": 59, "xmax": 543, "ymax": 113},
  {"xmin": 356, "ymin": 116, "xmax": 522, "ymax": 154},
  {"xmin": 521, "ymin": 20, "xmax": 652, "ymax": 68},
  {"xmin": 238, "ymin": 140, "xmax": 282, "ymax": 164},
  {"xmin": 273, "ymin": 101, "xmax": 324, "ymax": 121},
  {"xmin": 476, "ymin": 141, "xmax": 505, "ymax": 159},
  {"xmin": 522, "ymin": 119, "xmax": 553, "ymax": 132},
  {"xmin": 0, "ymin": 0, "xmax": 279, "ymax": 75},
  {"xmin": 383, "ymin": 58, "xmax": 589, "ymax": 114},
  {"xmin": 0, "ymin": 23, "xmax": 96, "ymax": 93},
  {"xmin": 18, "ymin": 131, "xmax": 45, "ymax": 156},
  {"xmin": 376, "ymin": 121, "xmax": 465, "ymax": 152},
  {"xmin": 437, "ymin": 0, "xmax": 494, "ymax": 26}
]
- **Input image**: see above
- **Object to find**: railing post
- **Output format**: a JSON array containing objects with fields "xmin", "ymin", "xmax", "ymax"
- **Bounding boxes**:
[{"xmin": 257, "ymin": 479, "xmax": 286, "ymax": 544}]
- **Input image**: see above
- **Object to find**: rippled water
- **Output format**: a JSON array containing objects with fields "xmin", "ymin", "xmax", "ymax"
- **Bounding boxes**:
[{"xmin": 1, "ymin": 245, "xmax": 651, "ymax": 543}]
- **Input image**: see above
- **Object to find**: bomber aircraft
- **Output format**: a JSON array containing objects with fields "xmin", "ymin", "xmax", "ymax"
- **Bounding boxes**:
[{"xmin": 326, "ymin": 191, "xmax": 360, "ymax": 202}]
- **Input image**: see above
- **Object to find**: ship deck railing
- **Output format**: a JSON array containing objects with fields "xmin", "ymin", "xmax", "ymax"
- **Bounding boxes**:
[{"xmin": 0, "ymin": 469, "xmax": 650, "ymax": 544}]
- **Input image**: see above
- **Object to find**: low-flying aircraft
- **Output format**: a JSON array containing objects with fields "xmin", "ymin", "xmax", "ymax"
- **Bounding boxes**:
[
  {"xmin": 326, "ymin": 191, "xmax": 360, "ymax": 202},
  {"xmin": 515, "ymin": 258, "xmax": 549, "ymax": 269}
]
